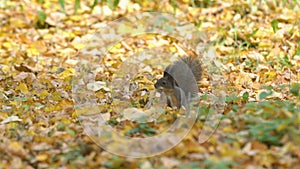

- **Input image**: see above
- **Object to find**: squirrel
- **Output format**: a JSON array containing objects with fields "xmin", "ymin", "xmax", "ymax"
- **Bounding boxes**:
[{"xmin": 154, "ymin": 56, "xmax": 202, "ymax": 109}]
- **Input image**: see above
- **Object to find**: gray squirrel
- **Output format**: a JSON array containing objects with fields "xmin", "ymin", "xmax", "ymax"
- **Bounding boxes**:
[{"xmin": 154, "ymin": 57, "xmax": 202, "ymax": 108}]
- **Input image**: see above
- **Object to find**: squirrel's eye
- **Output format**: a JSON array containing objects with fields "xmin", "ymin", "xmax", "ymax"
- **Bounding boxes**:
[{"xmin": 162, "ymin": 80, "xmax": 167, "ymax": 85}]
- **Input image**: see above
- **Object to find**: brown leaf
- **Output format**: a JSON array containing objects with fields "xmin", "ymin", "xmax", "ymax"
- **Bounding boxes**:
[
  {"xmin": 14, "ymin": 64, "xmax": 33, "ymax": 73},
  {"xmin": 252, "ymin": 141, "xmax": 267, "ymax": 151}
]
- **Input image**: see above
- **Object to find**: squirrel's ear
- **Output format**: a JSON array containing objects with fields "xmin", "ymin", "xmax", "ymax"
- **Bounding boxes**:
[
  {"xmin": 163, "ymin": 71, "xmax": 170, "ymax": 76},
  {"xmin": 164, "ymin": 71, "xmax": 177, "ymax": 87},
  {"xmin": 174, "ymin": 80, "xmax": 179, "ymax": 87}
]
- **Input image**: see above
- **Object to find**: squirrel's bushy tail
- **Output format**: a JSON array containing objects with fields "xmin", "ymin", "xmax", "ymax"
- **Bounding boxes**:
[
  {"xmin": 155, "ymin": 56, "xmax": 202, "ymax": 108},
  {"xmin": 177, "ymin": 57, "xmax": 202, "ymax": 81}
]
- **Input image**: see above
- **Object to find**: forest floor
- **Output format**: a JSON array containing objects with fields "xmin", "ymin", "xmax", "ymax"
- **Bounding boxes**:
[{"xmin": 0, "ymin": 0, "xmax": 300, "ymax": 169}]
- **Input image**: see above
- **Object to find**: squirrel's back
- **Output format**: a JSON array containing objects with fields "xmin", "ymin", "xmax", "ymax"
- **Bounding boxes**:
[
  {"xmin": 165, "ymin": 57, "xmax": 202, "ymax": 82},
  {"xmin": 178, "ymin": 57, "xmax": 202, "ymax": 81},
  {"xmin": 155, "ymin": 56, "xmax": 202, "ymax": 108}
]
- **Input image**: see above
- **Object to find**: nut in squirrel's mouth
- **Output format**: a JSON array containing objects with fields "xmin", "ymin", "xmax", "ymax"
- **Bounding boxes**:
[
  {"xmin": 154, "ymin": 82, "xmax": 164, "ymax": 91},
  {"xmin": 155, "ymin": 86, "xmax": 164, "ymax": 91}
]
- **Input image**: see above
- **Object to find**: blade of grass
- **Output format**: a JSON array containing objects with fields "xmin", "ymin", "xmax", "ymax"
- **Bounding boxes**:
[
  {"xmin": 59, "ymin": 0, "xmax": 65, "ymax": 12},
  {"xmin": 74, "ymin": 0, "xmax": 80, "ymax": 14},
  {"xmin": 271, "ymin": 19, "xmax": 279, "ymax": 33},
  {"xmin": 91, "ymin": 0, "xmax": 98, "ymax": 11}
]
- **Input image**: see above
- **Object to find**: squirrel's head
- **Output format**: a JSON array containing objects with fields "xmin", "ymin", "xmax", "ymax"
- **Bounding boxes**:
[{"xmin": 154, "ymin": 72, "xmax": 178, "ymax": 90}]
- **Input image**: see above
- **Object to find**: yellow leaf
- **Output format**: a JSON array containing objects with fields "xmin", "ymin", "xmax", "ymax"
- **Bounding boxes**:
[
  {"xmin": 1, "ymin": 65, "xmax": 10, "ymax": 74},
  {"xmin": 118, "ymin": 24, "xmax": 132, "ymax": 34},
  {"xmin": 224, "ymin": 11, "xmax": 233, "ymax": 21},
  {"xmin": 70, "ymin": 15, "xmax": 81, "ymax": 21},
  {"xmin": 10, "ymin": 18, "xmax": 25, "ymax": 28},
  {"xmin": 109, "ymin": 43, "xmax": 122, "ymax": 54},
  {"xmin": 36, "ymin": 154, "xmax": 48, "ymax": 162},
  {"xmin": 32, "ymin": 41, "xmax": 47, "ymax": 53},
  {"xmin": 75, "ymin": 106, "xmax": 99, "ymax": 116},
  {"xmin": 10, "ymin": 141, "xmax": 22, "ymax": 149},
  {"xmin": 72, "ymin": 111, "xmax": 78, "ymax": 118},
  {"xmin": 134, "ymin": 24, "xmax": 145, "ymax": 34},
  {"xmin": 27, "ymin": 47, "xmax": 40, "ymax": 57},
  {"xmin": 39, "ymin": 90, "xmax": 49, "ymax": 99},
  {"xmin": 277, "ymin": 123, "xmax": 288, "ymax": 132},
  {"xmin": 58, "ymin": 68, "xmax": 75, "ymax": 79},
  {"xmin": 16, "ymin": 83, "xmax": 29, "ymax": 94},
  {"xmin": 266, "ymin": 71, "xmax": 276, "ymax": 80},
  {"xmin": 253, "ymin": 29, "xmax": 271, "ymax": 38},
  {"xmin": 169, "ymin": 46, "xmax": 177, "ymax": 53},
  {"xmin": 26, "ymin": 130, "xmax": 35, "ymax": 136},
  {"xmin": 72, "ymin": 43, "xmax": 85, "ymax": 50},
  {"xmin": 51, "ymin": 91, "xmax": 61, "ymax": 101},
  {"xmin": 43, "ymin": 33, "xmax": 53, "ymax": 40},
  {"xmin": 61, "ymin": 117, "xmax": 71, "ymax": 123},
  {"xmin": 50, "ymin": 66, "xmax": 59, "ymax": 73},
  {"xmin": 258, "ymin": 42, "xmax": 272, "ymax": 48},
  {"xmin": 220, "ymin": 143, "xmax": 240, "ymax": 156},
  {"xmin": 58, "ymin": 48, "xmax": 76, "ymax": 57},
  {"xmin": 223, "ymin": 126, "xmax": 235, "ymax": 133},
  {"xmin": 3, "ymin": 42, "xmax": 13, "ymax": 49},
  {"xmin": 9, "ymin": 141, "xmax": 26, "ymax": 156}
]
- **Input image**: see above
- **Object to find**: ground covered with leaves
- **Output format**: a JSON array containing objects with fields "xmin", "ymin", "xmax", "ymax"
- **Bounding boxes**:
[{"xmin": 0, "ymin": 0, "xmax": 300, "ymax": 169}]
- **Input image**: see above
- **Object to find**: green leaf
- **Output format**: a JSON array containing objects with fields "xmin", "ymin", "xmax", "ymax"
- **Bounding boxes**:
[
  {"xmin": 290, "ymin": 83, "xmax": 300, "ymax": 96},
  {"xmin": 113, "ymin": 0, "xmax": 120, "ymax": 9},
  {"xmin": 296, "ymin": 41, "xmax": 300, "ymax": 55},
  {"xmin": 104, "ymin": 155, "xmax": 125, "ymax": 168},
  {"xmin": 225, "ymin": 94, "xmax": 239, "ymax": 103},
  {"xmin": 195, "ymin": 21, "xmax": 202, "ymax": 28},
  {"xmin": 125, "ymin": 128, "xmax": 140, "ymax": 136},
  {"xmin": 22, "ymin": 105, "xmax": 30, "ymax": 111},
  {"xmin": 232, "ymin": 105, "xmax": 239, "ymax": 112},
  {"xmin": 66, "ymin": 127, "xmax": 76, "ymax": 137},
  {"xmin": 74, "ymin": 0, "xmax": 80, "ymax": 14},
  {"xmin": 59, "ymin": 0, "xmax": 65, "ymax": 12},
  {"xmin": 143, "ymin": 127, "xmax": 157, "ymax": 136},
  {"xmin": 37, "ymin": 11, "xmax": 46, "ymax": 25},
  {"xmin": 57, "ymin": 122, "xmax": 67, "ymax": 130},
  {"xmin": 205, "ymin": 159, "xmax": 237, "ymax": 169},
  {"xmin": 170, "ymin": 0, "xmax": 177, "ymax": 14},
  {"xmin": 259, "ymin": 91, "xmax": 272, "ymax": 100},
  {"xmin": 242, "ymin": 92, "xmax": 249, "ymax": 101},
  {"xmin": 178, "ymin": 162, "xmax": 201, "ymax": 169},
  {"xmin": 107, "ymin": 0, "xmax": 120, "ymax": 10},
  {"xmin": 271, "ymin": 19, "xmax": 279, "ymax": 33},
  {"xmin": 14, "ymin": 96, "xmax": 27, "ymax": 102},
  {"xmin": 63, "ymin": 148, "xmax": 84, "ymax": 162},
  {"xmin": 277, "ymin": 55, "xmax": 293, "ymax": 68},
  {"xmin": 106, "ymin": 118, "xmax": 118, "ymax": 126},
  {"xmin": 91, "ymin": 0, "xmax": 98, "ymax": 11},
  {"xmin": 164, "ymin": 25, "xmax": 174, "ymax": 33},
  {"xmin": 248, "ymin": 28, "xmax": 259, "ymax": 38}
]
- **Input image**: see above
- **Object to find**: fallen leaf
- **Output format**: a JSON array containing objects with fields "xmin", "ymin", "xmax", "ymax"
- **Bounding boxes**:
[
  {"xmin": 14, "ymin": 64, "xmax": 33, "ymax": 73},
  {"xmin": 16, "ymin": 83, "xmax": 29, "ymax": 94},
  {"xmin": 36, "ymin": 154, "xmax": 48, "ymax": 162},
  {"xmin": 1, "ymin": 116, "xmax": 22, "ymax": 124}
]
